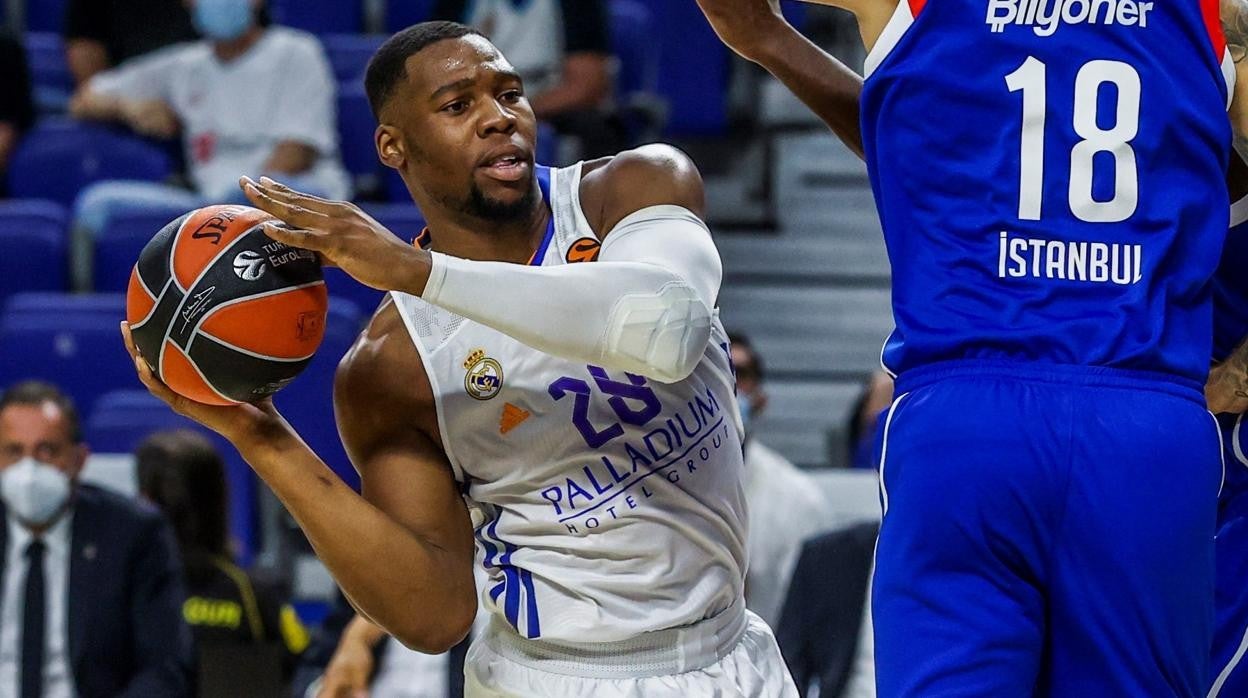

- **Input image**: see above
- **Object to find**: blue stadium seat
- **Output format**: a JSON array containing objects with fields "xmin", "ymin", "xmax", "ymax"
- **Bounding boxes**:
[
  {"xmin": 337, "ymin": 82, "xmax": 379, "ymax": 183},
  {"xmin": 0, "ymin": 200, "xmax": 69, "ymax": 302},
  {"xmin": 25, "ymin": 0, "xmax": 68, "ymax": 32},
  {"xmin": 608, "ymin": 0, "xmax": 667, "ymax": 142},
  {"xmin": 323, "ymin": 34, "xmax": 386, "ymax": 84},
  {"xmin": 609, "ymin": 0, "xmax": 659, "ymax": 98},
  {"xmin": 630, "ymin": 0, "xmax": 730, "ymax": 137},
  {"xmin": 84, "ymin": 389, "xmax": 259, "ymax": 564},
  {"xmin": 273, "ymin": 299, "xmax": 366, "ymax": 491},
  {"xmin": 24, "ymin": 32, "xmax": 73, "ymax": 114},
  {"xmin": 7, "ymin": 120, "xmax": 175, "ymax": 207},
  {"xmin": 93, "ymin": 204, "xmax": 191, "ymax": 292},
  {"xmin": 269, "ymin": 0, "xmax": 363, "ymax": 35},
  {"xmin": 384, "ymin": 0, "xmax": 437, "ymax": 32},
  {"xmin": 0, "ymin": 293, "xmax": 135, "ymax": 419}
]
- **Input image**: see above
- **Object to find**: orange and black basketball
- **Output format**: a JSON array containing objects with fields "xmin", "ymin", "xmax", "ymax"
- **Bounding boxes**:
[{"xmin": 126, "ymin": 205, "xmax": 328, "ymax": 405}]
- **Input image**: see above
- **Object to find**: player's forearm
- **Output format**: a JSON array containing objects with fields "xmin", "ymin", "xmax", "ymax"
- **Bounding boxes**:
[
  {"xmin": 1223, "ymin": 0, "xmax": 1248, "ymax": 158},
  {"xmin": 1208, "ymin": 336, "xmax": 1248, "ymax": 414},
  {"xmin": 236, "ymin": 430, "xmax": 475, "ymax": 652},
  {"xmin": 750, "ymin": 23, "xmax": 865, "ymax": 158}
]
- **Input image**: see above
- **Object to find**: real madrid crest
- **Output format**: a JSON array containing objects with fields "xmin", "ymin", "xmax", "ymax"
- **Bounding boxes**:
[{"xmin": 464, "ymin": 348, "xmax": 504, "ymax": 400}]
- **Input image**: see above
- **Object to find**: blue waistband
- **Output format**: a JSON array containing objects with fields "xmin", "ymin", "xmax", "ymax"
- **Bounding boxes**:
[{"xmin": 894, "ymin": 359, "xmax": 1206, "ymax": 404}]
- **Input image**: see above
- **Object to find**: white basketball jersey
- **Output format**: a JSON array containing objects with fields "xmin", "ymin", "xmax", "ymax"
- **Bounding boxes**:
[{"xmin": 390, "ymin": 163, "xmax": 748, "ymax": 643}]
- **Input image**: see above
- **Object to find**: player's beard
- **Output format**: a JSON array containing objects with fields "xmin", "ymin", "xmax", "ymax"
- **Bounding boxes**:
[{"xmin": 462, "ymin": 176, "xmax": 538, "ymax": 223}]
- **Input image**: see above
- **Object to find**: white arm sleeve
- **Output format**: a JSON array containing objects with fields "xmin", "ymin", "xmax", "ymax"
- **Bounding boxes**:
[{"xmin": 420, "ymin": 205, "xmax": 722, "ymax": 383}]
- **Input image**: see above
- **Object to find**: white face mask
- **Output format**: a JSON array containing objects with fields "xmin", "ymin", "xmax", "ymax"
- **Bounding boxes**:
[{"xmin": 1, "ymin": 457, "xmax": 72, "ymax": 526}]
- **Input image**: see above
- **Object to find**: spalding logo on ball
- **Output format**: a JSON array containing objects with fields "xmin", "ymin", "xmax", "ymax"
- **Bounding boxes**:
[{"xmin": 126, "ymin": 205, "xmax": 328, "ymax": 405}]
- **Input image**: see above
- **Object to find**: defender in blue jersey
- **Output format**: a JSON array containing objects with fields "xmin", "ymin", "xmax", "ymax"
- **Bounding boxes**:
[
  {"xmin": 700, "ymin": 0, "xmax": 1243, "ymax": 694},
  {"xmin": 1208, "ymin": 155, "xmax": 1248, "ymax": 697}
]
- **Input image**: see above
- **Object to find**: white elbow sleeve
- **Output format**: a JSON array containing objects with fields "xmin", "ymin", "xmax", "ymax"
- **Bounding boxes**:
[
  {"xmin": 603, "ymin": 279, "xmax": 714, "ymax": 383},
  {"xmin": 596, "ymin": 205, "xmax": 719, "ymax": 381},
  {"xmin": 422, "ymin": 205, "xmax": 721, "ymax": 382}
]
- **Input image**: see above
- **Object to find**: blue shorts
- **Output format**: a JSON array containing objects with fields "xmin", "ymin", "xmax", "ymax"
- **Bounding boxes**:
[
  {"xmin": 1212, "ymin": 413, "xmax": 1248, "ymax": 697},
  {"xmin": 874, "ymin": 361, "xmax": 1221, "ymax": 697}
]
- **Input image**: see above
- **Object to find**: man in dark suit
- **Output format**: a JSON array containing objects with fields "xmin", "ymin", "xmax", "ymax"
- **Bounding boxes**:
[
  {"xmin": 0, "ymin": 380, "xmax": 193, "ymax": 697},
  {"xmin": 776, "ymin": 521, "xmax": 879, "ymax": 698}
]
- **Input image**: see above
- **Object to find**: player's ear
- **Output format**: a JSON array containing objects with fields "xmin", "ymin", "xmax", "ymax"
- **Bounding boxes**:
[{"xmin": 376, "ymin": 125, "xmax": 406, "ymax": 170}]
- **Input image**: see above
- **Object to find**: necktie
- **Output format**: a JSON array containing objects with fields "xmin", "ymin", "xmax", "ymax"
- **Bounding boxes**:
[{"xmin": 21, "ymin": 539, "xmax": 45, "ymax": 698}]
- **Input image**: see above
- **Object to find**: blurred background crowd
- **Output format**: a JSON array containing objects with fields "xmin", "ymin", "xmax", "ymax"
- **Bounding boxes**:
[{"xmin": 0, "ymin": 0, "xmax": 896, "ymax": 695}]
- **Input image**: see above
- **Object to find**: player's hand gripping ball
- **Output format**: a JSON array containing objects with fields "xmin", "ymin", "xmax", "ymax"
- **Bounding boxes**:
[{"xmin": 125, "ymin": 205, "xmax": 328, "ymax": 405}]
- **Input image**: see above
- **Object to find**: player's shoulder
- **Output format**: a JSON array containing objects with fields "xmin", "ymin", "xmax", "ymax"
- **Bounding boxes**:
[
  {"xmin": 334, "ymin": 297, "xmax": 439, "ymax": 438},
  {"xmin": 579, "ymin": 144, "xmax": 706, "ymax": 234}
]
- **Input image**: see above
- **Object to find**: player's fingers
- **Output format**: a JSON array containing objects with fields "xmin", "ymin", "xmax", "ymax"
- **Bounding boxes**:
[
  {"xmin": 120, "ymin": 321, "xmax": 139, "ymax": 360},
  {"xmin": 240, "ymin": 177, "xmax": 332, "ymax": 228},
  {"xmin": 121, "ymin": 323, "xmax": 178, "ymax": 404},
  {"xmin": 257, "ymin": 176, "xmax": 346, "ymax": 213},
  {"xmin": 261, "ymin": 222, "xmax": 331, "ymax": 254}
]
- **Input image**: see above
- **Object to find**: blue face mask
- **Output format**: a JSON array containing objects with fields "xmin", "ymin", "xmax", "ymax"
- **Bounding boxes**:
[
  {"xmin": 737, "ymin": 394, "xmax": 753, "ymax": 434},
  {"xmin": 194, "ymin": 0, "xmax": 254, "ymax": 41}
]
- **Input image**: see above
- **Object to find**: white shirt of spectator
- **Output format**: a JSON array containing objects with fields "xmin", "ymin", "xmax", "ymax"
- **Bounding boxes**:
[
  {"xmin": 467, "ymin": 0, "xmax": 564, "ymax": 94},
  {"xmin": 0, "ymin": 512, "xmax": 75, "ymax": 698},
  {"xmin": 87, "ymin": 27, "xmax": 351, "ymax": 203},
  {"xmin": 742, "ymin": 440, "xmax": 834, "ymax": 628}
]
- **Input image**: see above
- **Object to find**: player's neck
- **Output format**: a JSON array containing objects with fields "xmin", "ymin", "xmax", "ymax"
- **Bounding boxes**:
[{"xmin": 424, "ymin": 202, "xmax": 551, "ymax": 265}]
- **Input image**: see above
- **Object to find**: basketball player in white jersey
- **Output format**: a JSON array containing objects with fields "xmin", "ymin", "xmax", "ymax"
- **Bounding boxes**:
[{"xmin": 121, "ymin": 21, "xmax": 797, "ymax": 697}]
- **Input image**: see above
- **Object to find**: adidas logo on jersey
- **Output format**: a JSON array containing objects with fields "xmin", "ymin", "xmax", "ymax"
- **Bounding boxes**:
[{"xmin": 986, "ymin": 0, "xmax": 1154, "ymax": 36}]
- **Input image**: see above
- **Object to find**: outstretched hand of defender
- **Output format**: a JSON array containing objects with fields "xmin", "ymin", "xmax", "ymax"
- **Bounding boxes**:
[
  {"xmin": 695, "ymin": 0, "xmax": 787, "ymax": 62},
  {"xmin": 240, "ymin": 176, "xmax": 432, "ymax": 295},
  {"xmin": 120, "ymin": 321, "xmax": 287, "ymax": 446}
]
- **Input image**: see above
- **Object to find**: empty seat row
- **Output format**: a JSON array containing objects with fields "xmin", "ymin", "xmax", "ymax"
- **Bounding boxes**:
[{"xmin": 0, "ymin": 194, "xmax": 416, "ymax": 316}]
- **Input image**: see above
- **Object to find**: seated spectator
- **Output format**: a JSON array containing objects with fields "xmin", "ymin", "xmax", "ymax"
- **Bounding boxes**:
[
  {"xmin": 730, "ymin": 332, "xmax": 835, "ymax": 628},
  {"xmin": 64, "ymin": 0, "xmax": 198, "ymax": 86},
  {"xmin": 845, "ymin": 371, "xmax": 894, "ymax": 470},
  {"xmin": 430, "ymin": 0, "xmax": 623, "ymax": 159},
  {"xmin": 777, "ymin": 522, "xmax": 878, "ymax": 698},
  {"xmin": 135, "ymin": 430, "xmax": 308, "ymax": 682},
  {"xmin": 0, "ymin": 31, "xmax": 35, "ymax": 193},
  {"xmin": 0, "ymin": 380, "xmax": 193, "ymax": 696},
  {"xmin": 292, "ymin": 593, "xmax": 469, "ymax": 698},
  {"xmin": 68, "ymin": 0, "xmax": 350, "ymax": 237}
]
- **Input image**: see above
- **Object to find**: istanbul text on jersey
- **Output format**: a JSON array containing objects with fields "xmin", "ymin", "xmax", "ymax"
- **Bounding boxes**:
[{"xmin": 997, "ymin": 232, "xmax": 1143, "ymax": 285}]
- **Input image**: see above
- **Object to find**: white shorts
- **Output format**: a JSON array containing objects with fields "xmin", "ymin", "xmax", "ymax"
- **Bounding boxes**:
[{"xmin": 463, "ymin": 608, "xmax": 798, "ymax": 698}]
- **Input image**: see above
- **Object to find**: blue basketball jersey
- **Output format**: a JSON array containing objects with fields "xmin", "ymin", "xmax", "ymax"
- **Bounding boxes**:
[{"xmin": 861, "ymin": 0, "xmax": 1234, "ymax": 382}]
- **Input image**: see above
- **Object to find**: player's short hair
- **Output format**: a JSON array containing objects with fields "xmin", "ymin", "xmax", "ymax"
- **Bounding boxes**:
[
  {"xmin": 0, "ymin": 380, "xmax": 82, "ymax": 443},
  {"xmin": 365, "ymin": 21, "xmax": 486, "ymax": 120}
]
